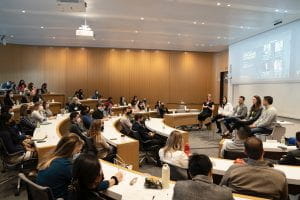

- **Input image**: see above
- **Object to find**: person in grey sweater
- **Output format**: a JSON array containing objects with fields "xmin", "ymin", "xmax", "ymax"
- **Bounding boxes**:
[
  {"xmin": 173, "ymin": 154, "xmax": 233, "ymax": 200},
  {"xmin": 249, "ymin": 96, "xmax": 277, "ymax": 135}
]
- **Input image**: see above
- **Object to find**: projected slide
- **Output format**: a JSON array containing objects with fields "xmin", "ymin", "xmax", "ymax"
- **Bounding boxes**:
[{"xmin": 230, "ymin": 20, "xmax": 300, "ymax": 84}]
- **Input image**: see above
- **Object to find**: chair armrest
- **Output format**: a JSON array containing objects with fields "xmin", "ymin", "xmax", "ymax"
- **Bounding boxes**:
[{"xmin": 7, "ymin": 150, "xmax": 25, "ymax": 157}]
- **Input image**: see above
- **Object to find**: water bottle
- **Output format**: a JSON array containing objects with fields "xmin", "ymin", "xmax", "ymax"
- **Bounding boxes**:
[
  {"xmin": 184, "ymin": 143, "xmax": 191, "ymax": 155},
  {"xmin": 280, "ymin": 136, "xmax": 285, "ymax": 145},
  {"xmin": 161, "ymin": 164, "xmax": 170, "ymax": 189}
]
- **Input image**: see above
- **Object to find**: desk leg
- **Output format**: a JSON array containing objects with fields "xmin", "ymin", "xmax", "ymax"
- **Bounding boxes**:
[{"xmin": 117, "ymin": 141, "xmax": 139, "ymax": 171}]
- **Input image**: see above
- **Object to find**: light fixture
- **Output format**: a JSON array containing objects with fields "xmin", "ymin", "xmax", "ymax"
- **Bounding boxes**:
[
  {"xmin": 177, "ymin": 33, "xmax": 181, "ymax": 36},
  {"xmin": 167, "ymin": 41, "xmax": 171, "ymax": 44},
  {"xmin": 284, "ymin": 10, "xmax": 288, "ymax": 13},
  {"xmin": 217, "ymin": 2, "xmax": 221, "ymax": 6},
  {"xmin": 76, "ymin": 15, "xmax": 94, "ymax": 39},
  {"xmin": 227, "ymin": 4, "xmax": 231, "ymax": 7},
  {"xmin": 275, "ymin": 9, "xmax": 279, "ymax": 12},
  {"xmin": 52, "ymin": 36, "xmax": 55, "ymax": 39},
  {"xmin": 134, "ymin": 30, "xmax": 139, "ymax": 33},
  {"xmin": 201, "ymin": 44, "xmax": 205, "ymax": 47},
  {"xmin": 10, "ymin": 35, "xmax": 14, "ymax": 38},
  {"xmin": 195, "ymin": 43, "xmax": 199, "ymax": 46},
  {"xmin": 21, "ymin": 10, "xmax": 26, "ymax": 13},
  {"xmin": 140, "ymin": 17, "xmax": 144, "ymax": 20},
  {"xmin": 40, "ymin": 26, "xmax": 44, "ymax": 29},
  {"xmin": 240, "ymin": 26, "xmax": 244, "ymax": 29},
  {"xmin": 131, "ymin": 40, "xmax": 134, "ymax": 42},
  {"xmin": 193, "ymin": 21, "xmax": 197, "ymax": 25},
  {"xmin": 217, "ymin": 36, "xmax": 221, "ymax": 39},
  {"xmin": 201, "ymin": 22, "xmax": 205, "ymax": 25}
]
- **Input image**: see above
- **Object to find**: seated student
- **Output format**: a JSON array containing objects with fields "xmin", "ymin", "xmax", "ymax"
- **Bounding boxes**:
[
  {"xmin": 92, "ymin": 103, "xmax": 106, "ymax": 120},
  {"xmin": 1, "ymin": 81, "xmax": 15, "ymax": 91},
  {"xmin": 104, "ymin": 97, "xmax": 113, "ymax": 114},
  {"xmin": 159, "ymin": 131, "xmax": 188, "ymax": 168},
  {"xmin": 32, "ymin": 89, "xmax": 44, "ymax": 103},
  {"xmin": 137, "ymin": 100, "xmax": 146, "ymax": 111},
  {"xmin": 173, "ymin": 154, "xmax": 233, "ymax": 200},
  {"xmin": 0, "ymin": 113, "xmax": 35, "ymax": 163},
  {"xmin": 91, "ymin": 90, "xmax": 101, "ymax": 99},
  {"xmin": 36, "ymin": 134, "xmax": 84, "ymax": 200},
  {"xmin": 69, "ymin": 111, "xmax": 87, "ymax": 140},
  {"xmin": 42, "ymin": 101, "xmax": 53, "ymax": 118},
  {"xmin": 132, "ymin": 114, "xmax": 165, "ymax": 147},
  {"xmin": 20, "ymin": 91, "xmax": 31, "ymax": 104},
  {"xmin": 220, "ymin": 137, "xmax": 288, "ymax": 200},
  {"xmin": 17, "ymin": 79, "xmax": 26, "ymax": 93},
  {"xmin": 224, "ymin": 95, "xmax": 263, "ymax": 134},
  {"xmin": 74, "ymin": 89, "xmax": 84, "ymax": 100},
  {"xmin": 68, "ymin": 97, "xmax": 83, "ymax": 112},
  {"xmin": 119, "ymin": 96, "xmax": 127, "ymax": 106},
  {"xmin": 27, "ymin": 82, "xmax": 36, "ymax": 96},
  {"xmin": 119, "ymin": 107, "xmax": 133, "ymax": 134},
  {"xmin": 81, "ymin": 105, "xmax": 92, "ymax": 129},
  {"xmin": 198, "ymin": 94, "xmax": 214, "ymax": 129},
  {"xmin": 87, "ymin": 119, "xmax": 115, "ymax": 161},
  {"xmin": 69, "ymin": 153, "xmax": 123, "ymax": 200},
  {"xmin": 19, "ymin": 104, "xmax": 37, "ymax": 136},
  {"xmin": 220, "ymin": 126, "xmax": 250, "ymax": 158},
  {"xmin": 131, "ymin": 95, "xmax": 138, "ymax": 106},
  {"xmin": 40, "ymin": 83, "xmax": 48, "ymax": 94},
  {"xmin": 279, "ymin": 131, "xmax": 300, "ymax": 165},
  {"xmin": 31, "ymin": 102, "xmax": 46, "ymax": 123},
  {"xmin": 249, "ymin": 96, "xmax": 277, "ymax": 136},
  {"xmin": 3, "ymin": 90, "xmax": 15, "ymax": 108},
  {"xmin": 154, "ymin": 100, "xmax": 162, "ymax": 112},
  {"xmin": 158, "ymin": 102, "xmax": 169, "ymax": 118},
  {"xmin": 212, "ymin": 96, "xmax": 233, "ymax": 134}
]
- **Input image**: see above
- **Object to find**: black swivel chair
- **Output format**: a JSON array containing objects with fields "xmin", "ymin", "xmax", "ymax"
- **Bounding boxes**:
[
  {"xmin": 131, "ymin": 130, "xmax": 160, "ymax": 166},
  {"xmin": 162, "ymin": 162, "xmax": 189, "ymax": 181},
  {"xmin": 0, "ymin": 138, "xmax": 37, "ymax": 196},
  {"xmin": 223, "ymin": 150, "xmax": 246, "ymax": 160}
]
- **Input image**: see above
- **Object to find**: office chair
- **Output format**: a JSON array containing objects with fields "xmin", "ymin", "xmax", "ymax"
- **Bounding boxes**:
[
  {"xmin": 131, "ymin": 130, "xmax": 160, "ymax": 166},
  {"xmin": 256, "ymin": 124, "xmax": 285, "ymax": 142},
  {"xmin": 18, "ymin": 173, "xmax": 61, "ymax": 200},
  {"xmin": 162, "ymin": 162, "xmax": 189, "ymax": 181},
  {"xmin": 223, "ymin": 150, "xmax": 246, "ymax": 160},
  {"xmin": 0, "ymin": 138, "xmax": 37, "ymax": 196}
]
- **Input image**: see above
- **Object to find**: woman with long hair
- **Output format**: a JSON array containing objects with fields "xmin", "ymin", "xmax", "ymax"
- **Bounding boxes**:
[
  {"xmin": 212, "ymin": 96, "xmax": 233, "ymax": 134},
  {"xmin": 87, "ymin": 119, "xmax": 115, "ymax": 162},
  {"xmin": 159, "ymin": 131, "xmax": 188, "ymax": 168},
  {"xmin": 36, "ymin": 134, "xmax": 84, "ymax": 199},
  {"xmin": 69, "ymin": 153, "xmax": 123, "ymax": 200}
]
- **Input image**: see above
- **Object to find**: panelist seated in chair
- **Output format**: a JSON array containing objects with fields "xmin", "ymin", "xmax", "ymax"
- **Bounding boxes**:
[
  {"xmin": 222, "ymin": 96, "xmax": 248, "ymax": 134},
  {"xmin": 220, "ymin": 126, "xmax": 251, "ymax": 158},
  {"xmin": 212, "ymin": 96, "xmax": 233, "ymax": 134},
  {"xmin": 0, "ymin": 113, "xmax": 36, "ymax": 164},
  {"xmin": 132, "ymin": 114, "xmax": 165, "ymax": 147},
  {"xmin": 159, "ymin": 131, "xmax": 188, "ymax": 169},
  {"xmin": 173, "ymin": 154, "xmax": 233, "ymax": 200},
  {"xmin": 220, "ymin": 137, "xmax": 288, "ymax": 200},
  {"xmin": 249, "ymin": 96, "xmax": 277, "ymax": 136},
  {"xmin": 223, "ymin": 95, "xmax": 263, "ymax": 135},
  {"xmin": 198, "ymin": 94, "xmax": 214, "ymax": 129},
  {"xmin": 279, "ymin": 131, "xmax": 300, "ymax": 166}
]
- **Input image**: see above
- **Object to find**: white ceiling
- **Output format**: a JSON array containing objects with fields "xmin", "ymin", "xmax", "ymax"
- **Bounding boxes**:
[{"xmin": 0, "ymin": 0, "xmax": 300, "ymax": 52}]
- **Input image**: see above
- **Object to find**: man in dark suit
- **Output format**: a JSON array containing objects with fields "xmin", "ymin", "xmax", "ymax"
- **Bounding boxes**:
[
  {"xmin": 279, "ymin": 132, "xmax": 300, "ymax": 166},
  {"xmin": 69, "ymin": 112, "xmax": 86, "ymax": 141},
  {"xmin": 173, "ymin": 154, "xmax": 233, "ymax": 200}
]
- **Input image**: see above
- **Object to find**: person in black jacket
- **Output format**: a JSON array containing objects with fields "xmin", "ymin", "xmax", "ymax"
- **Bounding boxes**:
[
  {"xmin": 3, "ymin": 90, "xmax": 15, "ymax": 108},
  {"xmin": 19, "ymin": 104, "xmax": 37, "ymax": 136},
  {"xmin": 41, "ymin": 83, "xmax": 48, "ymax": 94},
  {"xmin": 32, "ymin": 89, "xmax": 44, "ymax": 103},
  {"xmin": 198, "ymin": 94, "xmax": 214, "ymax": 129},
  {"xmin": 132, "ymin": 114, "xmax": 165, "ymax": 147},
  {"xmin": 69, "ymin": 112, "xmax": 86, "ymax": 140},
  {"xmin": 68, "ymin": 153, "xmax": 123, "ymax": 200},
  {"xmin": 92, "ymin": 103, "xmax": 106, "ymax": 120},
  {"xmin": 74, "ymin": 89, "xmax": 84, "ymax": 100},
  {"xmin": 68, "ymin": 97, "xmax": 83, "ymax": 112},
  {"xmin": 279, "ymin": 132, "xmax": 300, "ymax": 166}
]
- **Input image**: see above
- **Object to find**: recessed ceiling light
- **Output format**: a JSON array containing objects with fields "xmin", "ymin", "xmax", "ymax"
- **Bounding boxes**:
[
  {"xmin": 131, "ymin": 40, "xmax": 134, "ymax": 42},
  {"xmin": 52, "ymin": 36, "xmax": 55, "ymax": 39},
  {"xmin": 201, "ymin": 44, "xmax": 205, "ymax": 47},
  {"xmin": 217, "ymin": 36, "xmax": 221, "ymax": 39},
  {"xmin": 240, "ymin": 26, "xmax": 244, "ymax": 29},
  {"xmin": 227, "ymin": 4, "xmax": 231, "ymax": 7},
  {"xmin": 201, "ymin": 22, "xmax": 205, "ymax": 25},
  {"xmin": 193, "ymin": 21, "xmax": 197, "ymax": 25},
  {"xmin": 10, "ymin": 35, "xmax": 14, "ymax": 38},
  {"xmin": 21, "ymin": 10, "xmax": 26, "ymax": 13},
  {"xmin": 275, "ymin": 9, "xmax": 279, "ymax": 12},
  {"xmin": 177, "ymin": 33, "xmax": 181, "ymax": 36},
  {"xmin": 40, "ymin": 26, "xmax": 44, "ymax": 29},
  {"xmin": 140, "ymin": 17, "xmax": 144, "ymax": 20},
  {"xmin": 167, "ymin": 41, "xmax": 171, "ymax": 44},
  {"xmin": 217, "ymin": 2, "xmax": 221, "ymax": 6},
  {"xmin": 134, "ymin": 30, "xmax": 139, "ymax": 33},
  {"xmin": 284, "ymin": 10, "xmax": 288, "ymax": 13}
]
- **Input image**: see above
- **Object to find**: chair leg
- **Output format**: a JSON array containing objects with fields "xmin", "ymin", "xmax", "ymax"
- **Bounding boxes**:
[{"xmin": 14, "ymin": 177, "xmax": 21, "ymax": 196}]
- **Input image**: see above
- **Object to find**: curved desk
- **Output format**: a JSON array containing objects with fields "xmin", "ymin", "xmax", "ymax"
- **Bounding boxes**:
[
  {"xmin": 164, "ymin": 111, "xmax": 200, "ymax": 128},
  {"xmin": 145, "ymin": 118, "xmax": 189, "ymax": 145},
  {"xmin": 33, "ymin": 115, "xmax": 139, "ymax": 170}
]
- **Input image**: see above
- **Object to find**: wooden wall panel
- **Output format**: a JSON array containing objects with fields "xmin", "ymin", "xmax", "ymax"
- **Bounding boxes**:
[{"xmin": 0, "ymin": 44, "xmax": 217, "ymax": 106}]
